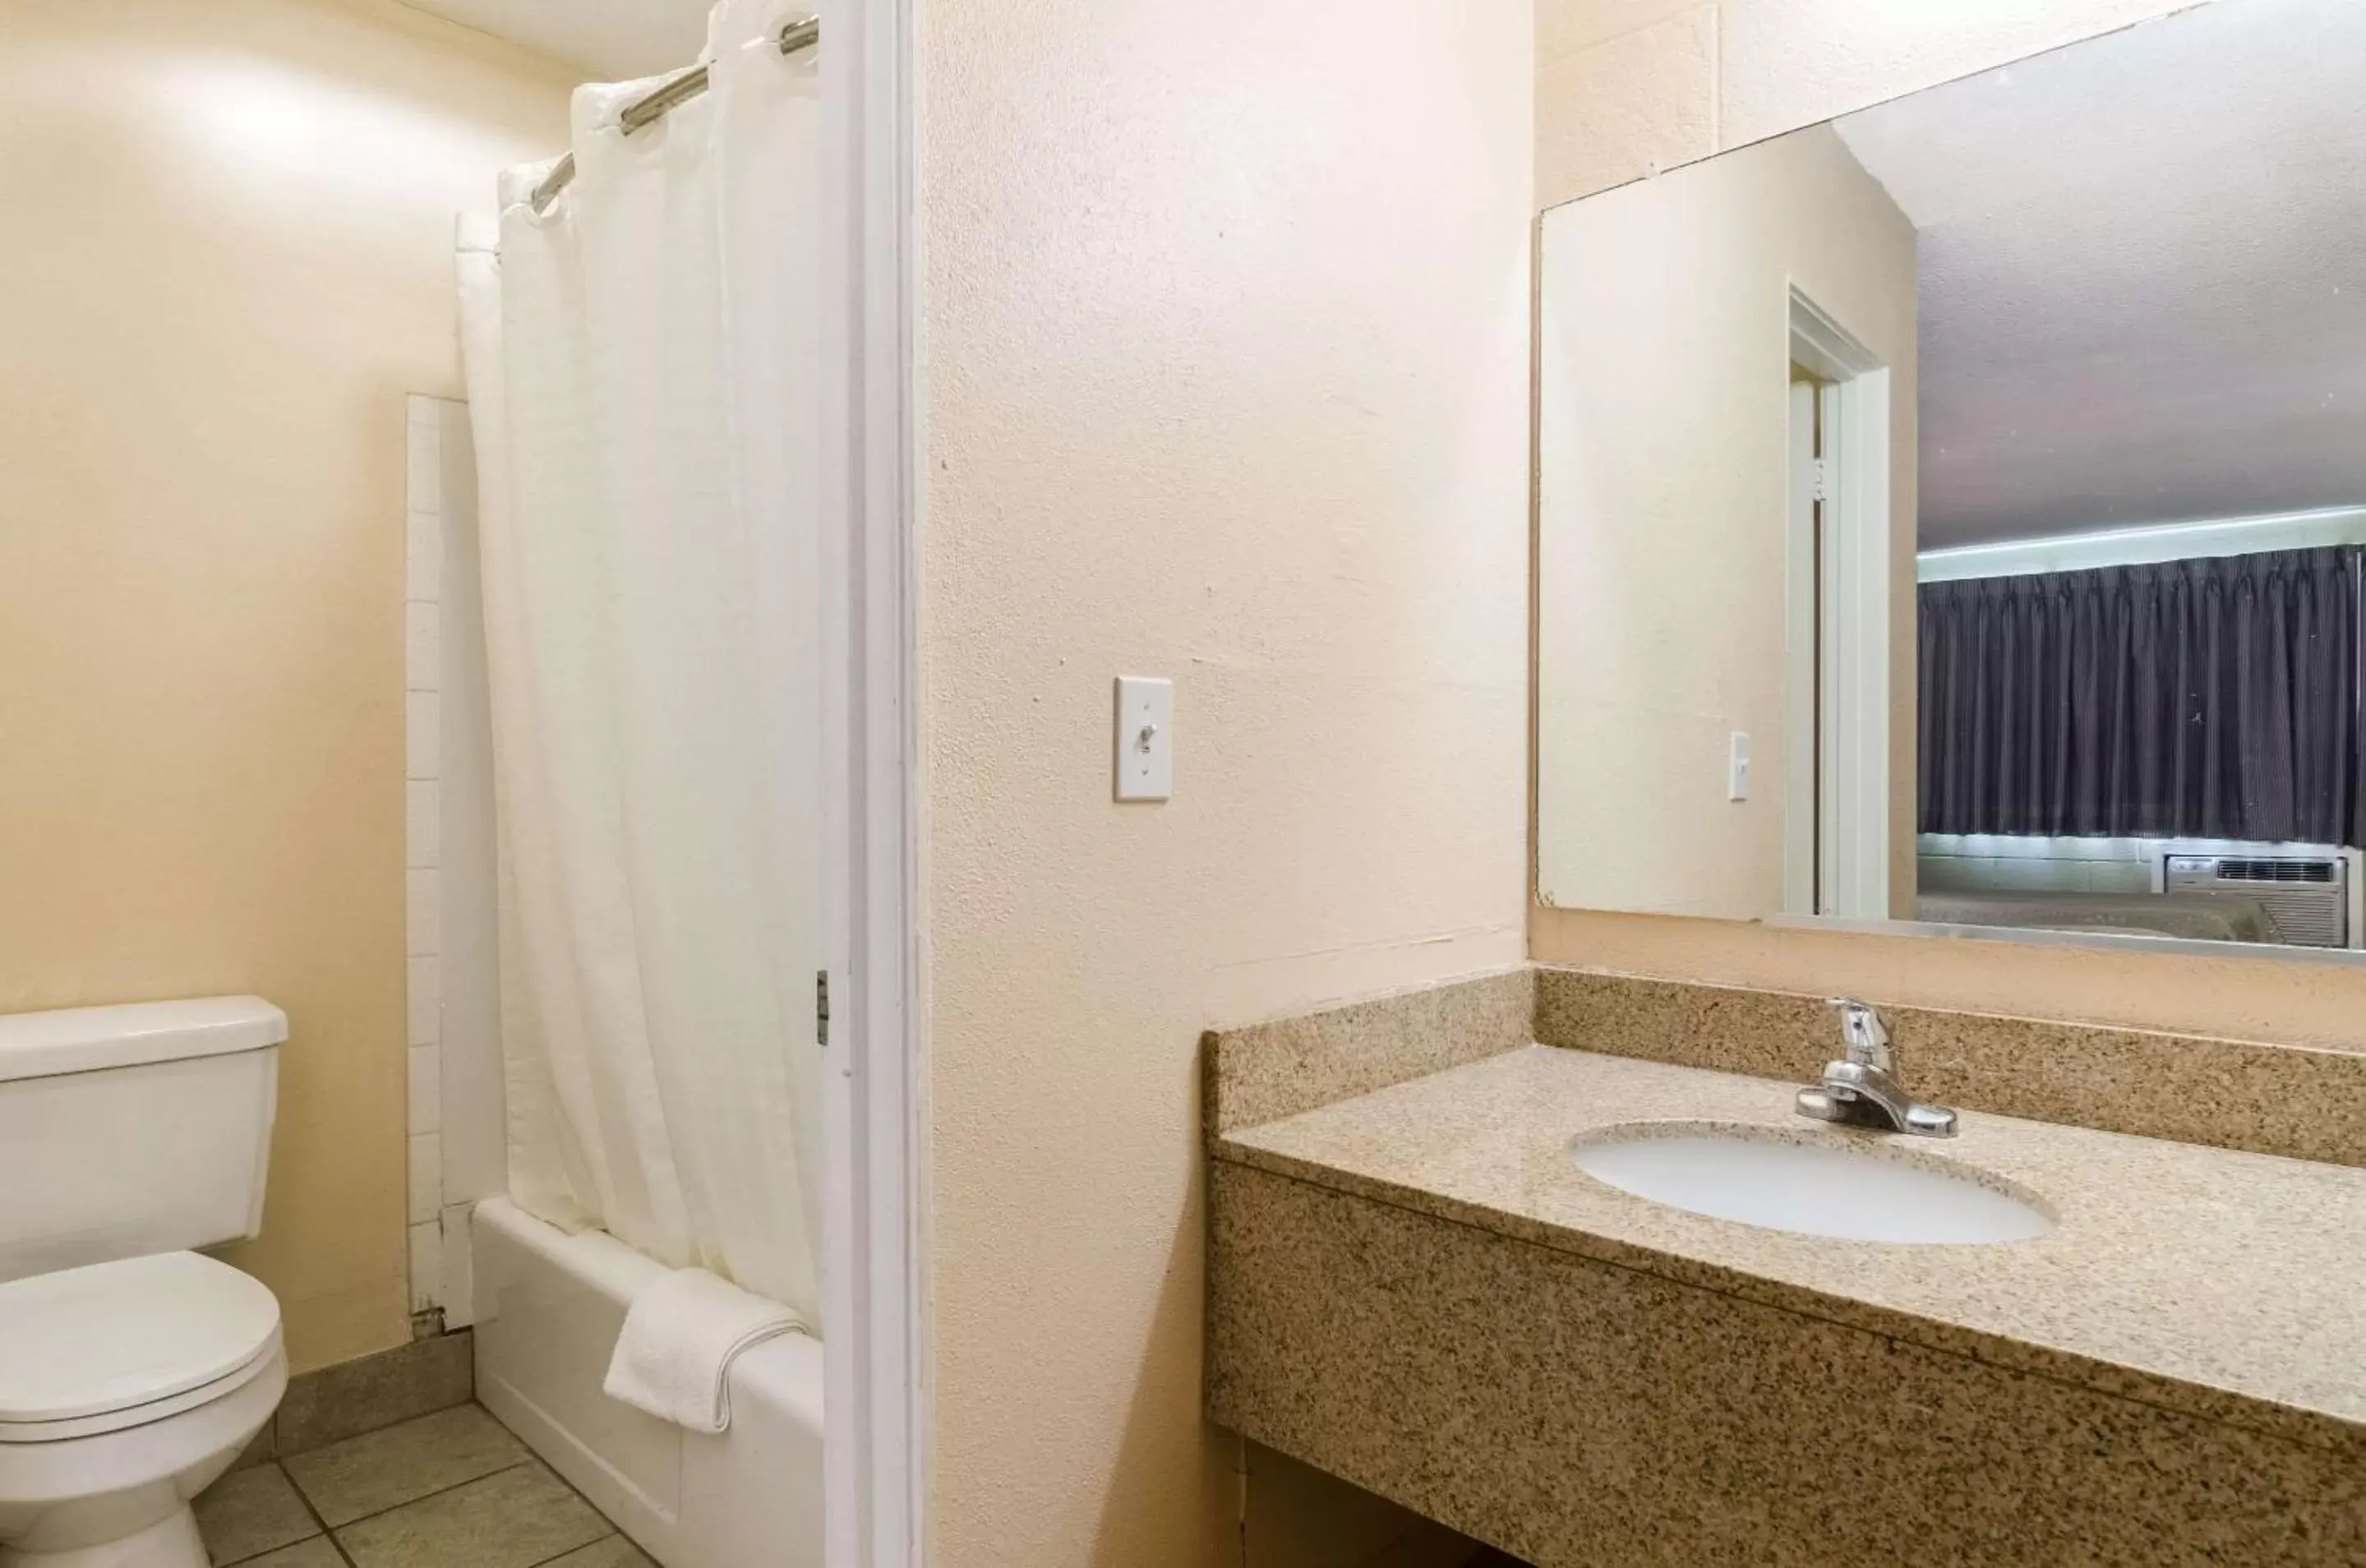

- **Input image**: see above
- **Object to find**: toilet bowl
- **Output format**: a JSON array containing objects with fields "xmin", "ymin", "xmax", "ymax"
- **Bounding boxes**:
[
  {"xmin": 0, "ymin": 999, "xmax": 289, "ymax": 1568},
  {"xmin": 0, "ymin": 1252, "xmax": 286, "ymax": 1568}
]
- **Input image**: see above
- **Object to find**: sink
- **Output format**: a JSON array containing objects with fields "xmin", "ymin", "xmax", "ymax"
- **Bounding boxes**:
[{"xmin": 1568, "ymin": 1123, "xmax": 2052, "ymax": 1244}]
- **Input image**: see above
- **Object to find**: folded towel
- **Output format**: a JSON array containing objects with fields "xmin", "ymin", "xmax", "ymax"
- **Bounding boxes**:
[{"xmin": 602, "ymin": 1267, "xmax": 804, "ymax": 1433}]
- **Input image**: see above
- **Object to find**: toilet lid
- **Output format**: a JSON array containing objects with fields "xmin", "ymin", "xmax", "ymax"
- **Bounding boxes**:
[{"xmin": 0, "ymin": 1252, "xmax": 281, "ymax": 1423}]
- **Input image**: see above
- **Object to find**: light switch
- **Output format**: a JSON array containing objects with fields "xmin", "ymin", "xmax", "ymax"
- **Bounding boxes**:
[
  {"xmin": 1114, "ymin": 676, "xmax": 1173, "ymax": 801},
  {"xmin": 1727, "ymin": 731, "xmax": 1750, "ymax": 802}
]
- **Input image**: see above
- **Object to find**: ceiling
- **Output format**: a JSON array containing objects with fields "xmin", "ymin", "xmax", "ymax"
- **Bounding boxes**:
[
  {"xmin": 1834, "ymin": 0, "xmax": 2366, "ymax": 549},
  {"xmin": 397, "ymin": 0, "xmax": 714, "ymax": 79}
]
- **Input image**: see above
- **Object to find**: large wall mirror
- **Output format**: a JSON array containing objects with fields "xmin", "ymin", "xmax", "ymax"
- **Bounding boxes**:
[{"xmin": 1536, "ymin": 0, "xmax": 2366, "ymax": 960}]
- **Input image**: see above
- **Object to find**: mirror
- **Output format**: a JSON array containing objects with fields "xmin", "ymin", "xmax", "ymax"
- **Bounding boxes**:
[{"xmin": 1535, "ymin": 0, "xmax": 2366, "ymax": 957}]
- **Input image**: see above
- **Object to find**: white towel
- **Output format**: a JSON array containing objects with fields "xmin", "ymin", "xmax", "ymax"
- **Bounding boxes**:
[{"xmin": 602, "ymin": 1267, "xmax": 804, "ymax": 1433}]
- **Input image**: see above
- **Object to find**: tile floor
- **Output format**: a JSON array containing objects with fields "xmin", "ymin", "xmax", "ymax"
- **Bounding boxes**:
[{"xmin": 195, "ymin": 1404, "xmax": 650, "ymax": 1568}]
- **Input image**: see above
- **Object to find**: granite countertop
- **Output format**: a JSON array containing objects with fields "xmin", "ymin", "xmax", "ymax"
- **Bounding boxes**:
[{"xmin": 1215, "ymin": 1045, "xmax": 2366, "ymax": 1455}]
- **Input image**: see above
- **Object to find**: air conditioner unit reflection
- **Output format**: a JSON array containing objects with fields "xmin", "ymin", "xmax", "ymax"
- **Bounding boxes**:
[{"xmin": 2161, "ymin": 852, "xmax": 2351, "ymax": 948}]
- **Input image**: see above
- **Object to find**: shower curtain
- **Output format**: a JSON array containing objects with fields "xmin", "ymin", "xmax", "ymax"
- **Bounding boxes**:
[{"xmin": 455, "ymin": 0, "xmax": 823, "ymax": 1326}]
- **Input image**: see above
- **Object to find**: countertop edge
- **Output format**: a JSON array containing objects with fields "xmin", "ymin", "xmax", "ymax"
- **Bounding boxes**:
[{"xmin": 1210, "ymin": 1131, "xmax": 2366, "ymax": 1460}]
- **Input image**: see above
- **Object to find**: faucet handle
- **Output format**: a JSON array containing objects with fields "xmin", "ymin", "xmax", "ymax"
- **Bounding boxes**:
[{"xmin": 1825, "ymin": 998, "xmax": 1893, "ymax": 1072}]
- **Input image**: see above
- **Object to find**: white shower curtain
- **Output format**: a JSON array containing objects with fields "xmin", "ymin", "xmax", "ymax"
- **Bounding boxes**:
[{"xmin": 456, "ymin": 0, "xmax": 823, "ymax": 1326}]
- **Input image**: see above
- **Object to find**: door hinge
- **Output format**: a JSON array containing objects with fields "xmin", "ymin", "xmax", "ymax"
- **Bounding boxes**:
[
  {"xmin": 1811, "ymin": 456, "xmax": 1832, "ymax": 502},
  {"xmin": 816, "ymin": 969, "xmax": 831, "ymax": 1048}
]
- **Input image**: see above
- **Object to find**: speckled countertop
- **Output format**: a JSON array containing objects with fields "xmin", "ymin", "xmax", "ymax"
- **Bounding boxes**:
[{"xmin": 1216, "ymin": 1045, "xmax": 2366, "ymax": 1455}]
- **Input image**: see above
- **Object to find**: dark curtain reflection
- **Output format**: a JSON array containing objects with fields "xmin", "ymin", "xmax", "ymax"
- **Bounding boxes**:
[{"xmin": 1918, "ymin": 547, "xmax": 2364, "ymax": 847}]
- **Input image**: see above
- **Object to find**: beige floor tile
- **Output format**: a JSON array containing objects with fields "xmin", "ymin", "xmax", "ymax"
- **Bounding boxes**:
[
  {"xmin": 193, "ymin": 1465, "xmax": 320, "ymax": 1566},
  {"xmin": 238, "ymin": 1539, "xmax": 346, "ymax": 1568},
  {"xmin": 284, "ymin": 1404, "xmax": 528, "ymax": 1527},
  {"xmin": 543, "ymin": 1536, "xmax": 657, "ymax": 1567},
  {"xmin": 334, "ymin": 1462, "xmax": 607, "ymax": 1568}
]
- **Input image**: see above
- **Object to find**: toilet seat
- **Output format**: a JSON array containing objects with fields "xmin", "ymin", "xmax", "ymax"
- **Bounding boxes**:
[{"xmin": 0, "ymin": 1252, "xmax": 282, "ymax": 1445}]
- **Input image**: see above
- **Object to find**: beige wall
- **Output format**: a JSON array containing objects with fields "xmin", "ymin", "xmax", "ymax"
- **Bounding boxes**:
[
  {"xmin": 1526, "ymin": 0, "xmax": 2366, "ymax": 1053},
  {"xmin": 0, "ymin": 0, "xmax": 573, "ymax": 1370},
  {"xmin": 917, "ymin": 0, "xmax": 1534, "ymax": 1561},
  {"xmin": 1535, "ymin": 123, "xmax": 1915, "ymax": 920},
  {"xmin": 1537, "ymin": 0, "xmax": 2200, "ymax": 208}
]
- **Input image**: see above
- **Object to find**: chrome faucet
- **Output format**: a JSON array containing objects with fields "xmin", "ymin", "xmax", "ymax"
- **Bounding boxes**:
[{"xmin": 1795, "ymin": 999, "xmax": 1958, "ymax": 1137}]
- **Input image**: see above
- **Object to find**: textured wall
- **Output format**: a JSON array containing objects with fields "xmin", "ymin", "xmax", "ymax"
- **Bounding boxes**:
[
  {"xmin": 0, "ymin": 0, "xmax": 573, "ymax": 1369},
  {"xmin": 915, "ymin": 0, "xmax": 1535, "ymax": 1561},
  {"xmin": 1536, "ymin": 0, "xmax": 2201, "ymax": 208}
]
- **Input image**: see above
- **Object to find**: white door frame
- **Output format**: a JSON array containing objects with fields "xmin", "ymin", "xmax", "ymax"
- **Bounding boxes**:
[
  {"xmin": 822, "ymin": 0, "xmax": 925, "ymax": 1565},
  {"xmin": 1783, "ymin": 376, "xmax": 1818, "ymax": 916},
  {"xmin": 1788, "ymin": 287, "xmax": 1891, "ymax": 921}
]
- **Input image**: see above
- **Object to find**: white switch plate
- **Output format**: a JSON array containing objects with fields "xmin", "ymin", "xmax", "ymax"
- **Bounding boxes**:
[
  {"xmin": 1114, "ymin": 676, "xmax": 1173, "ymax": 801},
  {"xmin": 1727, "ymin": 731, "xmax": 1750, "ymax": 802}
]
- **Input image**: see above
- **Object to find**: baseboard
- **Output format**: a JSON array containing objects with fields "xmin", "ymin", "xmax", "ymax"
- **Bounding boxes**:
[{"xmin": 232, "ymin": 1326, "xmax": 475, "ymax": 1469}]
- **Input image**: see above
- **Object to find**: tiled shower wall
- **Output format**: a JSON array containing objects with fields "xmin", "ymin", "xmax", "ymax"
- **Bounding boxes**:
[{"xmin": 404, "ymin": 394, "xmax": 503, "ymax": 1331}]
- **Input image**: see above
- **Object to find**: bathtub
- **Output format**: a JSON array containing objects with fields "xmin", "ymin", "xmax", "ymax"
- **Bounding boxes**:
[{"xmin": 469, "ymin": 1197, "xmax": 823, "ymax": 1568}]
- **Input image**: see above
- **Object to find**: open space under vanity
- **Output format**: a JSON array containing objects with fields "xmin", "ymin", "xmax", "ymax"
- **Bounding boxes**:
[{"xmin": 1205, "ymin": 969, "xmax": 2366, "ymax": 1566}]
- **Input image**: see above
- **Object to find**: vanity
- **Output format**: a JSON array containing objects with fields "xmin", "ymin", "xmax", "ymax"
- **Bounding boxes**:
[
  {"xmin": 1211, "ymin": 5, "xmax": 2366, "ymax": 1556},
  {"xmin": 1203, "ymin": 968, "xmax": 2366, "ymax": 1566}
]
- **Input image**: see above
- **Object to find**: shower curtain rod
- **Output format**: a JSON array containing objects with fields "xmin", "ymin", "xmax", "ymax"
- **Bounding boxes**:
[{"xmin": 528, "ymin": 14, "xmax": 819, "ymax": 215}]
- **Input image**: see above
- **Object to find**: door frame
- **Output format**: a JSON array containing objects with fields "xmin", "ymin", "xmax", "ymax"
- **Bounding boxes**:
[
  {"xmin": 822, "ymin": 0, "xmax": 926, "ymax": 1564},
  {"xmin": 1787, "ymin": 287, "xmax": 1891, "ymax": 920},
  {"xmin": 1783, "ymin": 373, "xmax": 1819, "ymax": 916}
]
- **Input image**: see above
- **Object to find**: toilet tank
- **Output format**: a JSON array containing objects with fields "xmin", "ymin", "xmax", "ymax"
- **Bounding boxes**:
[{"xmin": 0, "ymin": 998, "xmax": 284, "ymax": 1284}]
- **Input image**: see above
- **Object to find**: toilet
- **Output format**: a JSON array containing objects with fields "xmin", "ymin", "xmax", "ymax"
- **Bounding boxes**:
[{"xmin": 0, "ymin": 998, "xmax": 288, "ymax": 1568}]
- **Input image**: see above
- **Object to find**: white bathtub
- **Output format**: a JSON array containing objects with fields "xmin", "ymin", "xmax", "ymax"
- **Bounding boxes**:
[{"xmin": 469, "ymin": 1197, "xmax": 823, "ymax": 1568}]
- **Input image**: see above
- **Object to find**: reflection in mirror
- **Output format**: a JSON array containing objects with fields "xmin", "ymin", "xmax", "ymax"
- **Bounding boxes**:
[{"xmin": 1535, "ymin": 0, "xmax": 2366, "ymax": 956}]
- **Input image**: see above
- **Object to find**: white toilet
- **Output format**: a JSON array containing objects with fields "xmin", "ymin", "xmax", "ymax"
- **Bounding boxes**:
[{"xmin": 0, "ymin": 998, "xmax": 288, "ymax": 1568}]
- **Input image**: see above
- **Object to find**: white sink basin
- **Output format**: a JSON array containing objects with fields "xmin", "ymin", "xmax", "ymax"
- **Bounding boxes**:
[{"xmin": 1568, "ymin": 1123, "xmax": 2052, "ymax": 1244}]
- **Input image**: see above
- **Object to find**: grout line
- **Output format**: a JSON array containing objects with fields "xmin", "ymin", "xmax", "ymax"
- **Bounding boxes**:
[
  {"xmin": 274, "ymin": 1460, "xmax": 357, "ymax": 1568},
  {"xmin": 316, "ymin": 1456, "xmax": 536, "ymax": 1533},
  {"xmin": 485, "ymin": 1414, "xmax": 642, "ymax": 1566},
  {"xmin": 288, "ymin": 1401, "xmax": 634, "ymax": 1565},
  {"xmin": 516, "ymin": 1439, "xmax": 645, "ymax": 1564},
  {"xmin": 207, "ymin": 1463, "xmax": 318, "ymax": 1568},
  {"xmin": 521, "ymin": 1530, "xmax": 624, "ymax": 1568}
]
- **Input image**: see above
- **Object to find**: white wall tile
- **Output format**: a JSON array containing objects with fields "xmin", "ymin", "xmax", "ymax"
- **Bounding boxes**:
[
  {"xmin": 406, "ymin": 690, "xmax": 441, "ymax": 780},
  {"xmin": 408, "ymin": 1220, "xmax": 442, "ymax": 1313},
  {"xmin": 406, "ymin": 868, "xmax": 441, "ymax": 957},
  {"xmin": 409, "ymin": 391, "xmax": 502, "ymax": 1284},
  {"xmin": 408, "ymin": 1131, "xmax": 441, "ymax": 1224},
  {"xmin": 408, "ymin": 1043, "xmax": 441, "ymax": 1133},
  {"xmin": 406, "ymin": 402, "xmax": 442, "ymax": 514},
  {"xmin": 406, "ymin": 780, "xmax": 440, "ymax": 869},
  {"xmin": 408, "ymin": 391, "xmax": 468, "ymax": 1325},
  {"xmin": 438, "ymin": 1201, "xmax": 476, "ymax": 1328},
  {"xmin": 404, "ymin": 602, "xmax": 441, "ymax": 693},
  {"xmin": 408, "ymin": 954, "xmax": 442, "ymax": 1047},
  {"xmin": 406, "ymin": 512, "xmax": 443, "ymax": 605}
]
